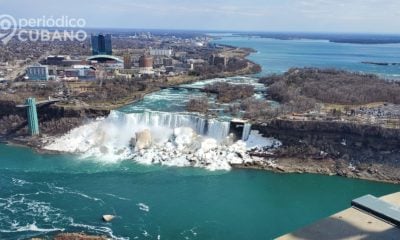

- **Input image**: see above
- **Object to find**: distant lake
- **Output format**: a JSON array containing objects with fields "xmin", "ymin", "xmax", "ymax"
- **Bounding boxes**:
[{"xmin": 214, "ymin": 36, "xmax": 400, "ymax": 79}]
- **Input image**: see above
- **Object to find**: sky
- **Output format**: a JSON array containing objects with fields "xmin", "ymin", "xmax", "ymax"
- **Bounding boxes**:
[{"xmin": 1, "ymin": 0, "xmax": 400, "ymax": 33}]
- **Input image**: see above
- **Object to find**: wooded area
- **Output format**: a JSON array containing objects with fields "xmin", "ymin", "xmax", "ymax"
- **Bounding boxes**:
[
  {"xmin": 261, "ymin": 68, "xmax": 400, "ymax": 111},
  {"xmin": 204, "ymin": 82, "xmax": 254, "ymax": 103}
]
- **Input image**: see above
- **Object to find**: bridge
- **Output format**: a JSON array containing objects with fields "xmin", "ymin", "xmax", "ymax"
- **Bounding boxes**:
[
  {"xmin": 16, "ymin": 99, "xmax": 61, "ymax": 108},
  {"xmin": 16, "ymin": 98, "xmax": 61, "ymax": 136}
]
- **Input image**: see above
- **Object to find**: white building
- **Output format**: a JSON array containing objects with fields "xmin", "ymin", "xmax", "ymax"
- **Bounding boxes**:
[
  {"xmin": 150, "ymin": 49, "xmax": 173, "ymax": 57},
  {"xmin": 26, "ymin": 63, "xmax": 49, "ymax": 81}
]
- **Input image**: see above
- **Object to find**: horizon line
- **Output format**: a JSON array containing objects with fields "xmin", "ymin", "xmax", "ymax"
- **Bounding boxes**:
[{"xmin": 16, "ymin": 26, "xmax": 400, "ymax": 36}]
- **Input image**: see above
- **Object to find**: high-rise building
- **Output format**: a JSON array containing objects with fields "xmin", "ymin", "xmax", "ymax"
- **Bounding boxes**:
[{"xmin": 91, "ymin": 34, "xmax": 112, "ymax": 55}]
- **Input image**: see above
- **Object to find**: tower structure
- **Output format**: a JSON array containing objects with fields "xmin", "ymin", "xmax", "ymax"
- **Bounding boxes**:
[{"xmin": 26, "ymin": 98, "xmax": 40, "ymax": 136}]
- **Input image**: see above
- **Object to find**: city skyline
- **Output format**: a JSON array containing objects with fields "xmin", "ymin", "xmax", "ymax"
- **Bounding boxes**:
[{"xmin": 1, "ymin": 0, "xmax": 400, "ymax": 34}]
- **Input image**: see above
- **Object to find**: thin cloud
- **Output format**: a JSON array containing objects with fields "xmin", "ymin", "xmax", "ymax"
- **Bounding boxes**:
[{"xmin": 0, "ymin": 0, "xmax": 399, "ymax": 33}]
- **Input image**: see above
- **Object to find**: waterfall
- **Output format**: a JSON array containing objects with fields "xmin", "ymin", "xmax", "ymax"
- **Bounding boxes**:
[
  {"xmin": 45, "ymin": 110, "xmax": 233, "ymax": 159},
  {"xmin": 206, "ymin": 119, "xmax": 231, "ymax": 140},
  {"xmin": 109, "ymin": 110, "xmax": 231, "ymax": 141},
  {"xmin": 45, "ymin": 110, "xmax": 281, "ymax": 170},
  {"xmin": 242, "ymin": 123, "xmax": 252, "ymax": 141}
]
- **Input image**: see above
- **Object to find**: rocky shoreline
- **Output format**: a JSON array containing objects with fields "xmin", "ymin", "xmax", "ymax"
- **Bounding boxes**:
[
  {"xmin": 31, "ymin": 233, "xmax": 107, "ymax": 240},
  {"xmin": 242, "ymin": 119, "xmax": 400, "ymax": 184},
  {"xmin": 235, "ymin": 156, "xmax": 400, "ymax": 184}
]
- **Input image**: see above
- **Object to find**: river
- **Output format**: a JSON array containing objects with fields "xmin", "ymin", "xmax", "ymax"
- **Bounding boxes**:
[{"xmin": 1, "ymin": 36, "xmax": 400, "ymax": 240}]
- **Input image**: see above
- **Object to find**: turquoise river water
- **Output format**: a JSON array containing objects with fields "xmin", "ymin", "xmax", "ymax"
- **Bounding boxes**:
[{"xmin": 1, "ymin": 36, "xmax": 400, "ymax": 240}]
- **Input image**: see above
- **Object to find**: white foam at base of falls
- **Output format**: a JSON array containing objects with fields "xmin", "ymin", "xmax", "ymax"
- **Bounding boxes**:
[{"xmin": 44, "ymin": 111, "xmax": 281, "ymax": 170}]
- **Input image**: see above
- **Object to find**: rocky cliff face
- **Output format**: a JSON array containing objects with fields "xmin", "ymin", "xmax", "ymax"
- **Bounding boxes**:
[
  {"xmin": 254, "ymin": 120, "xmax": 400, "ymax": 165},
  {"xmin": 252, "ymin": 119, "xmax": 400, "ymax": 182},
  {"xmin": 0, "ymin": 100, "xmax": 109, "ymax": 139},
  {"xmin": 0, "ymin": 101, "xmax": 26, "ymax": 117}
]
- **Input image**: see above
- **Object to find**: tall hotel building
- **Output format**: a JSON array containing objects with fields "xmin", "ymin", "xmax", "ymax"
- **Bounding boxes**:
[{"xmin": 91, "ymin": 34, "xmax": 112, "ymax": 55}]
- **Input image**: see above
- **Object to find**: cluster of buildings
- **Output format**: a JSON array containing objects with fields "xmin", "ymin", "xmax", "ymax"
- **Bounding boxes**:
[
  {"xmin": 24, "ymin": 33, "xmax": 227, "ymax": 83},
  {"xmin": 26, "ymin": 55, "xmax": 100, "ymax": 81},
  {"xmin": 25, "ymin": 34, "xmax": 119, "ymax": 82}
]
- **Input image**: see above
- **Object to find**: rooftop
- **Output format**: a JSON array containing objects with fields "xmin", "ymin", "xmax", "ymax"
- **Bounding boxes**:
[
  {"xmin": 277, "ymin": 192, "xmax": 400, "ymax": 240},
  {"xmin": 87, "ymin": 55, "xmax": 123, "ymax": 63}
]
